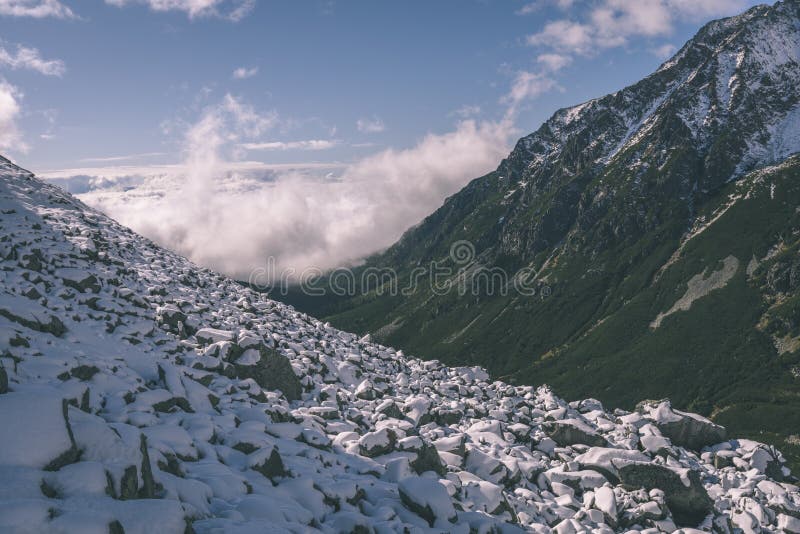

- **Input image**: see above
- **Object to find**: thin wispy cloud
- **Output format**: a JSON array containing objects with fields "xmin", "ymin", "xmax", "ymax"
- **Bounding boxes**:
[
  {"xmin": 0, "ymin": 0, "xmax": 76, "ymax": 19},
  {"xmin": 527, "ymin": 20, "xmax": 595, "ymax": 55},
  {"xmin": 356, "ymin": 116, "xmax": 385, "ymax": 133},
  {"xmin": 79, "ymin": 152, "xmax": 168, "ymax": 163},
  {"xmin": 0, "ymin": 44, "xmax": 65, "ymax": 76},
  {"xmin": 233, "ymin": 66, "xmax": 258, "ymax": 79},
  {"xmin": 537, "ymin": 53, "xmax": 572, "ymax": 72},
  {"xmin": 0, "ymin": 80, "xmax": 26, "ymax": 153},
  {"xmin": 526, "ymin": 0, "xmax": 748, "ymax": 58},
  {"xmin": 241, "ymin": 139, "xmax": 338, "ymax": 151},
  {"xmin": 652, "ymin": 43, "xmax": 677, "ymax": 59},
  {"xmin": 104, "ymin": 0, "xmax": 255, "ymax": 21},
  {"xmin": 451, "ymin": 105, "xmax": 481, "ymax": 118},
  {"xmin": 502, "ymin": 71, "xmax": 560, "ymax": 116},
  {"xmin": 516, "ymin": 0, "xmax": 574, "ymax": 16},
  {"xmin": 41, "ymin": 160, "xmax": 344, "ymax": 180},
  {"xmin": 514, "ymin": 0, "xmax": 750, "ymax": 116}
]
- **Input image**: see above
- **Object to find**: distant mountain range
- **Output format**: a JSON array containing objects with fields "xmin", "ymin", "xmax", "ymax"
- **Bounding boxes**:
[{"xmin": 280, "ymin": 0, "xmax": 800, "ymax": 470}]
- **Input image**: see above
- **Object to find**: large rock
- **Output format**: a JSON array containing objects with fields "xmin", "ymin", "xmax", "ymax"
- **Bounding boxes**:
[
  {"xmin": 57, "ymin": 268, "xmax": 101, "ymax": 293},
  {"xmin": 358, "ymin": 428, "xmax": 397, "ymax": 458},
  {"xmin": 155, "ymin": 304, "xmax": 188, "ymax": 336},
  {"xmin": 544, "ymin": 419, "xmax": 609, "ymax": 448},
  {"xmin": 638, "ymin": 400, "xmax": 726, "ymax": 452},
  {"xmin": 618, "ymin": 463, "xmax": 713, "ymax": 526},
  {"xmin": 234, "ymin": 347, "xmax": 302, "ymax": 402},
  {"xmin": 574, "ymin": 447, "xmax": 650, "ymax": 483},
  {"xmin": 410, "ymin": 442, "xmax": 447, "ymax": 477},
  {"xmin": 398, "ymin": 477, "xmax": 457, "ymax": 527}
]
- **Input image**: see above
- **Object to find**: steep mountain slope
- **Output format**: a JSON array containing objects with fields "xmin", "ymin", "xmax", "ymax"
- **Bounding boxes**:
[
  {"xmin": 1, "ymin": 159, "xmax": 799, "ymax": 533},
  {"xmin": 280, "ymin": 0, "xmax": 800, "ymax": 468}
]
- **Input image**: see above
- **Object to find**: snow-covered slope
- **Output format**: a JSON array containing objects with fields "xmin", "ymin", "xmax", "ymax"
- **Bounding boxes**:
[{"xmin": 1, "ymin": 154, "xmax": 798, "ymax": 533}]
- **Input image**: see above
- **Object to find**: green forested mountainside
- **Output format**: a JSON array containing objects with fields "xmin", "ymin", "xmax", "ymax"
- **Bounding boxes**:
[{"xmin": 278, "ymin": 0, "xmax": 800, "ymax": 468}]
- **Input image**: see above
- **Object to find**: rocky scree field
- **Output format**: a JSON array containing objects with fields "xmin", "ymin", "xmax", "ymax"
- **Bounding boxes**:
[{"xmin": 1, "ymin": 155, "xmax": 799, "ymax": 533}]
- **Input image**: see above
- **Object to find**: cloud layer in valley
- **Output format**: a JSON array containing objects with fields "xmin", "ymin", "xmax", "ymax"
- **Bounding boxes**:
[{"xmin": 44, "ymin": 95, "xmax": 516, "ymax": 280}]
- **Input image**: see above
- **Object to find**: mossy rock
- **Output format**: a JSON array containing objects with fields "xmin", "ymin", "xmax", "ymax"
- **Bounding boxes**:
[
  {"xmin": 253, "ymin": 448, "xmax": 286, "ymax": 480},
  {"xmin": 410, "ymin": 442, "xmax": 447, "ymax": 477},
  {"xmin": 618, "ymin": 463, "xmax": 712, "ymax": 527},
  {"xmin": 234, "ymin": 348, "xmax": 302, "ymax": 402}
]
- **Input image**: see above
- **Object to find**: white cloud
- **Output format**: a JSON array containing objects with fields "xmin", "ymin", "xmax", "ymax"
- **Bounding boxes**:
[
  {"xmin": 40, "ymin": 161, "xmax": 342, "ymax": 180},
  {"xmin": 516, "ymin": 2, "xmax": 540, "ymax": 15},
  {"xmin": 233, "ymin": 66, "xmax": 258, "ymax": 79},
  {"xmin": 0, "ymin": 44, "xmax": 65, "ymax": 76},
  {"xmin": 537, "ymin": 53, "xmax": 572, "ymax": 72},
  {"xmin": 652, "ymin": 43, "xmax": 677, "ymax": 59},
  {"xmin": 668, "ymin": 0, "xmax": 748, "ymax": 18},
  {"xmin": 217, "ymin": 93, "xmax": 277, "ymax": 137},
  {"xmin": 241, "ymin": 139, "xmax": 338, "ymax": 151},
  {"xmin": 0, "ymin": 80, "xmax": 27, "ymax": 153},
  {"xmin": 0, "ymin": 0, "xmax": 76, "ymax": 18},
  {"xmin": 356, "ymin": 116, "xmax": 385, "ymax": 133},
  {"xmin": 516, "ymin": 0, "xmax": 575, "ymax": 15},
  {"xmin": 526, "ymin": 20, "xmax": 594, "ymax": 55},
  {"xmin": 46, "ymin": 96, "xmax": 516, "ymax": 280},
  {"xmin": 526, "ymin": 0, "xmax": 748, "ymax": 57},
  {"xmin": 502, "ymin": 70, "xmax": 559, "ymax": 114},
  {"xmin": 451, "ymin": 105, "xmax": 481, "ymax": 118},
  {"xmin": 105, "ymin": 0, "xmax": 255, "ymax": 21},
  {"xmin": 79, "ymin": 152, "xmax": 168, "ymax": 163}
]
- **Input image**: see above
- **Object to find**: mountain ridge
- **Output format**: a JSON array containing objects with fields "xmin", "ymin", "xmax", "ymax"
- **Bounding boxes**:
[{"xmin": 279, "ymin": 0, "xmax": 800, "ymax": 471}]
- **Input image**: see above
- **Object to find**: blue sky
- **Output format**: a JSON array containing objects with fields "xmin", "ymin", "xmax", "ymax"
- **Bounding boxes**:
[
  {"xmin": 0, "ymin": 0, "xmax": 768, "ymax": 279},
  {"xmin": 0, "ymin": 0, "xmax": 765, "ymax": 171}
]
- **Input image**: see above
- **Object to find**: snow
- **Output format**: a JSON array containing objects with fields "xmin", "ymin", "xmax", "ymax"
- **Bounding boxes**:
[
  {"xmin": 398, "ymin": 476, "xmax": 457, "ymax": 527},
  {"xmin": 594, "ymin": 486, "xmax": 617, "ymax": 520},
  {"xmin": 574, "ymin": 447, "xmax": 650, "ymax": 478},
  {"xmin": 0, "ymin": 389, "xmax": 73, "ymax": 469},
  {"xmin": 0, "ymin": 147, "xmax": 798, "ymax": 533}
]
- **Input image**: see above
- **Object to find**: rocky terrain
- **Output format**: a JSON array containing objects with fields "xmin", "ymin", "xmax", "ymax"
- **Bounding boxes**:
[
  {"xmin": 2, "ymin": 152, "xmax": 800, "ymax": 533},
  {"xmin": 282, "ymin": 0, "xmax": 800, "ymax": 470}
]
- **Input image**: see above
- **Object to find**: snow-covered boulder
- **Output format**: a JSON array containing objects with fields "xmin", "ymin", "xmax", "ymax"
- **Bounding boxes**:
[
  {"xmin": 0, "ymin": 389, "xmax": 78, "ymax": 470},
  {"xmin": 399, "ymin": 477, "xmax": 457, "ymax": 527},
  {"xmin": 638, "ymin": 400, "xmax": 726, "ymax": 452}
]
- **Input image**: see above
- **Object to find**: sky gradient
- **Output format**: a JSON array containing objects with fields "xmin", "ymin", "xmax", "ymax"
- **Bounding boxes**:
[
  {"xmin": 0, "ymin": 0, "xmax": 769, "ymax": 278},
  {"xmin": 0, "ymin": 0, "xmax": 765, "ymax": 170}
]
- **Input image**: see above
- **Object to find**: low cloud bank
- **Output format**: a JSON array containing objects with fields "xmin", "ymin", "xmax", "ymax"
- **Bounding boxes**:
[{"xmin": 44, "ymin": 96, "xmax": 516, "ymax": 280}]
